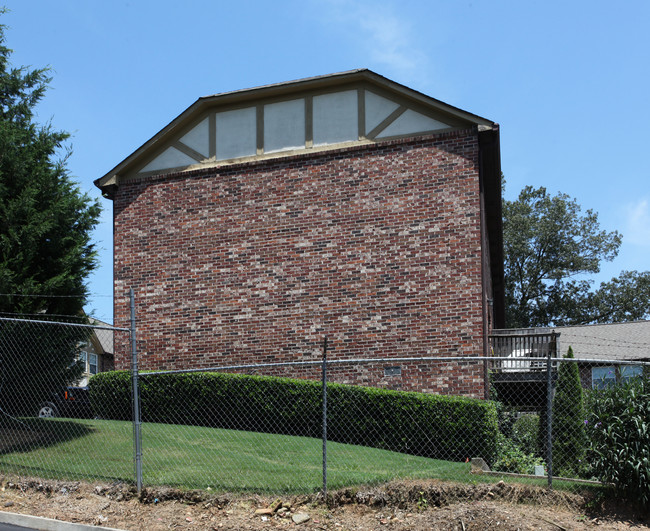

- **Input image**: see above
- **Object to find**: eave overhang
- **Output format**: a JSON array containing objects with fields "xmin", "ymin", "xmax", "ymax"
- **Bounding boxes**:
[{"xmin": 478, "ymin": 125, "xmax": 505, "ymax": 328}]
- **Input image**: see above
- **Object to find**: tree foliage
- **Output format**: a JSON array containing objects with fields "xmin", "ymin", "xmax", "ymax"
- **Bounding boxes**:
[
  {"xmin": 503, "ymin": 183, "xmax": 650, "ymax": 327},
  {"xmin": 0, "ymin": 13, "xmax": 101, "ymax": 410},
  {"xmin": 588, "ymin": 270, "xmax": 650, "ymax": 324}
]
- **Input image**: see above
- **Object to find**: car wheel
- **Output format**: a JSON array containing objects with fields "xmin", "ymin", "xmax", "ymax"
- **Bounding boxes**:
[{"xmin": 37, "ymin": 402, "xmax": 59, "ymax": 418}]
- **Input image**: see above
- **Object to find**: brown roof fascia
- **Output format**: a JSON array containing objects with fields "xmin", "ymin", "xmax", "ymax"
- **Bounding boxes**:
[{"xmin": 478, "ymin": 125, "xmax": 505, "ymax": 328}]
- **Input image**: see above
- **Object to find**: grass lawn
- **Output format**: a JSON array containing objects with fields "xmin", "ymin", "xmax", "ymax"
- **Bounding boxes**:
[
  {"xmin": 0, "ymin": 418, "xmax": 605, "ymax": 495},
  {"xmin": 0, "ymin": 418, "xmax": 469, "ymax": 492}
]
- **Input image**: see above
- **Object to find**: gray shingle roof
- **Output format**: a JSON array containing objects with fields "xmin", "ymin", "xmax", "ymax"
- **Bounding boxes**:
[
  {"xmin": 553, "ymin": 320, "xmax": 650, "ymax": 361},
  {"xmin": 90, "ymin": 318, "xmax": 114, "ymax": 355}
]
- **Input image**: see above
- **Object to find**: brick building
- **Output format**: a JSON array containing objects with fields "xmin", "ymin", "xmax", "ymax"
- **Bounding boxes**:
[{"xmin": 95, "ymin": 70, "xmax": 504, "ymax": 397}]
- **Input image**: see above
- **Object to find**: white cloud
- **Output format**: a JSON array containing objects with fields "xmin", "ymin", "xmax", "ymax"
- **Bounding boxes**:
[
  {"xmin": 625, "ymin": 198, "xmax": 650, "ymax": 246},
  {"xmin": 314, "ymin": 0, "xmax": 428, "ymax": 78},
  {"xmin": 356, "ymin": 7, "xmax": 427, "ymax": 75}
]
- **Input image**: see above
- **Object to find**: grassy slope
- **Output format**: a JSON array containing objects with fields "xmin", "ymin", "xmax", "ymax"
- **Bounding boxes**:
[
  {"xmin": 0, "ymin": 418, "xmax": 599, "ymax": 494},
  {"xmin": 0, "ymin": 418, "xmax": 467, "ymax": 492}
]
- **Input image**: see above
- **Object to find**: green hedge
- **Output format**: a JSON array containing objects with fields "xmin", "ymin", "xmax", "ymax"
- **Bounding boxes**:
[{"xmin": 89, "ymin": 370, "xmax": 499, "ymax": 463}]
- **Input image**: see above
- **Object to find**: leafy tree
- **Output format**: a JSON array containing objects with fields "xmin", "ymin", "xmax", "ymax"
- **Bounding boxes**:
[
  {"xmin": 588, "ymin": 270, "xmax": 650, "ymax": 323},
  {"xmin": 0, "ymin": 13, "xmax": 101, "ymax": 412},
  {"xmin": 503, "ymin": 183, "xmax": 650, "ymax": 327},
  {"xmin": 551, "ymin": 347, "xmax": 586, "ymax": 478}
]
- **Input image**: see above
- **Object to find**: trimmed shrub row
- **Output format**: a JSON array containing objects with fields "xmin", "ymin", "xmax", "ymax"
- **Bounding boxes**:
[{"xmin": 89, "ymin": 370, "xmax": 499, "ymax": 463}]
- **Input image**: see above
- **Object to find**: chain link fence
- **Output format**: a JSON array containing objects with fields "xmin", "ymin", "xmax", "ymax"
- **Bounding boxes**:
[
  {"xmin": 0, "ymin": 316, "xmax": 648, "ymax": 497},
  {"xmin": 0, "ymin": 316, "xmax": 132, "ymax": 483}
]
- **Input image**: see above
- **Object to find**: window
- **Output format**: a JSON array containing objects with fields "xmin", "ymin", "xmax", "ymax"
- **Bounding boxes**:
[
  {"xmin": 591, "ymin": 366, "xmax": 616, "ymax": 389},
  {"xmin": 620, "ymin": 365, "xmax": 643, "ymax": 383},
  {"xmin": 78, "ymin": 350, "xmax": 99, "ymax": 375},
  {"xmin": 592, "ymin": 365, "xmax": 643, "ymax": 389},
  {"xmin": 89, "ymin": 353, "xmax": 98, "ymax": 375}
]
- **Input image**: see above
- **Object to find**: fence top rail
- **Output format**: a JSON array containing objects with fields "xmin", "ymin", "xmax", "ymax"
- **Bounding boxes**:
[
  {"xmin": 139, "ymin": 355, "xmax": 650, "ymax": 377},
  {"xmin": 0, "ymin": 316, "xmax": 129, "ymax": 332}
]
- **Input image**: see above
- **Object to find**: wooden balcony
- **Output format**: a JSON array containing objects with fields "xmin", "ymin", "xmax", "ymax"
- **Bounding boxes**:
[{"xmin": 489, "ymin": 330, "xmax": 559, "ymax": 410}]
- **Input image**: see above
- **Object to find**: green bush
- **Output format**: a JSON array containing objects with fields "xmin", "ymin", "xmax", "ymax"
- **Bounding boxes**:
[
  {"xmin": 586, "ymin": 373, "xmax": 650, "ymax": 510},
  {"xmin": 90, "ymin": 370, "xmax": 499, "ymax": 463},
  {"xmin": 88, "ymin": 370, "xmax": 132, "ymax": 420},
  {"xmin": 492, "ymin": 434, "xmax": 545, "ymax": 475},
  {"xmin": 491, "ymin": 413, "xmax": 544, "ymax": 475},
  {"xmin": 326, "ymin": 382, "xmax": 499, "ymax": 462},
  {"xmin": 551, "ymin": 347, "xmax": 587, "ymax": 477},
  {"xmin": 512, "ymin": 413, "xmax": 539, "ymax": 454}
]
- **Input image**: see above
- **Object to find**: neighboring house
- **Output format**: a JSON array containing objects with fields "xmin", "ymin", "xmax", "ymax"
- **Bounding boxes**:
[
  {"xmin": 95, "ymin": 69, "xmax": 504, "ymax": 398},
  {"xmin": 554, "ymin": 320, "xmax": 650, "ymax": 390},
  {"xmin": 76, "ymin": 319, "xmax": 114, "ymax": 386},
  {"xmin": 490, "ymin": 321, "xmax": 650, "ymax": 407}
]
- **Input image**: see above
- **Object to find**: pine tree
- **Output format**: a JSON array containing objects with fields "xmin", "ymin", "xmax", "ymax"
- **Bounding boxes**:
[
  {"xmin": 0, "ymin": 12, "xmax": 101, "ymax": 413},
  {"xmin": 551, "ymin": 347, "xmax": 587, "ymax": 477}
]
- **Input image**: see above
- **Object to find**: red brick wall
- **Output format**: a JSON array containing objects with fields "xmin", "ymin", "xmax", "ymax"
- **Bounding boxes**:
[{"xmin": 113, "ymin": 129, "xmax": 487, "ymax": 397}]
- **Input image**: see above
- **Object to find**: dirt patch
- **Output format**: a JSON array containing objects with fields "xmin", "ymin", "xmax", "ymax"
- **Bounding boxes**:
[{"xmin": 0, "ymin": 476, "xmax": 646, "ymax": 530}]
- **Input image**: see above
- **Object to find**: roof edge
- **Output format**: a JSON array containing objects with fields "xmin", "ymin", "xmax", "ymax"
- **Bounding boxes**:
[{"xmin": 95, "ymin": 69, "xmax": 497, "ymax": 196}]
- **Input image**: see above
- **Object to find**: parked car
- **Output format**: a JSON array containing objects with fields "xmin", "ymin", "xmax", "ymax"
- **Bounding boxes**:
[{"xmin": 37, "ymin": 387, "xmax": 92, "ymax": 418}]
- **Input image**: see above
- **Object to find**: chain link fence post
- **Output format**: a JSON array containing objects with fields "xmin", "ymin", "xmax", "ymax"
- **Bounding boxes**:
[
  {"xmin": 322, "ymin": 336, "xmax": 328, "ymax": 499},
  {"xmin": 130, "ymin": 288, "xmax": 143, "ymax": 494},
  {"xmin": 545, "ymin": 345, "xmax": 553, "ymax": 489}
]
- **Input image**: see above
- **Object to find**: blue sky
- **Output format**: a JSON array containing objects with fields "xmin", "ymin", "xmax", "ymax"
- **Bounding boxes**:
[{"xmin": 3, "ymin": 1, "xmax": 649, "ymax": 324}]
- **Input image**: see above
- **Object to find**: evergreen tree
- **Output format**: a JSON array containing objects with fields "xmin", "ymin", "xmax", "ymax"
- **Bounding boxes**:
[
  {"xmin": 0, "ymin": 12, "xmax": 101, "ymax": 412},
  {"xmin": 551, "ymin": 347, "xmax": 587, "ymax": 477}
]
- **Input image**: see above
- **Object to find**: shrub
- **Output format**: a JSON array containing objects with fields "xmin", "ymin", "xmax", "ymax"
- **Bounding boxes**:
[
  {"xmin": 90, "ymin": 370, "xmax": 500, "ymax": 463},
  {"xmin": 551, "ymin": 346, "xmax": 587, "ymax": 477},
  {"xmin": 512, "ymin": 413, "xmax": 539, "ymax": 454},
  {"xmin": 326, "ymin": 381, "xmax": 499, "ymax": 462},
  {"xmin": 491, "ymin": 413, "xmax": 544, "ymax": 475},
  {"xmin": 88, "ymin": 370, "xmax": 132, "ymax": 420},
  {"xmin": 492, "ymin": 434, "xmax": 545, "ymax": 475},
  {"xmin": 586, "ymin": 372, "xmax": 650, "ymax": 510}
]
